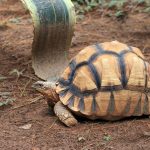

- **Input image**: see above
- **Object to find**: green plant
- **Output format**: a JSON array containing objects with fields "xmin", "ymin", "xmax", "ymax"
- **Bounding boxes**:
[
  {"xmin": 0, "ymin": 98, "xmax": 15, "ymax": 107},
  {"xmin": 72, "ymin": 0, "xmax": 101, "ymax": 14},
  {"xmin": 72, "ymin": 0, "xmax": 150, "ymax": 17},
  {"xmin": 115, "ymin": 10, "xmax": 125, "ymax": 18},
  {"xmin": 106, "ymin": 0, "xmax": 127, "ymax": 9},
  {"xmin": 103, "ymin": 134, "xmax": 112, "ymax": 141},
  {"xmin": 0, "ymin": 92, "xmax": 16, "ymax": 107}
]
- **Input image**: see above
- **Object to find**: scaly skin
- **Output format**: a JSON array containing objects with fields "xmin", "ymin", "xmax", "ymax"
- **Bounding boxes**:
[
  {"xmin": 32, "ymin": 81, "xmax": 59, "ymax": 106},
  {"xmin": 32, "ymin": 81, "xmax": 78, "ymax": 126},
  {"xmin": 54, "ymin": 101, "xmax": 78, "ymax": 127}
]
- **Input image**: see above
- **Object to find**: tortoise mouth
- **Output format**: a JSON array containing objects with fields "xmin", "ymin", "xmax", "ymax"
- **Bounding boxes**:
[{"xmin": 32, "ymin": 81, "xmax": 53, "ymax": 94}]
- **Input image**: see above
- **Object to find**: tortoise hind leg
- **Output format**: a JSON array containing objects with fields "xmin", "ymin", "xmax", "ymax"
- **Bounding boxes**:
[{"xmin": 54, "ymin": 101, "xmax": 78, "ymax": 127}]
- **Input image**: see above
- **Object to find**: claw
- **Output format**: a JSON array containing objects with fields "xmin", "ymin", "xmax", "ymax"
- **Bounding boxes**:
[{"xmin": 63, "ymin": 117, "xmax": 78, "ymax": 127}]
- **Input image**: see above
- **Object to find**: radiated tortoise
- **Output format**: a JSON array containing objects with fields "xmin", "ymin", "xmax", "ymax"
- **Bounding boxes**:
[{"xmin": 33, "ymin": 41, "xmax": 150, "ymax": 127}]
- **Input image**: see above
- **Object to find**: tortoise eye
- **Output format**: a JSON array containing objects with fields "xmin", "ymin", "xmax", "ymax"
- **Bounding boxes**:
[{"xmin": 55, "ymin": 82, "xmax": 59, "ymax": 86}]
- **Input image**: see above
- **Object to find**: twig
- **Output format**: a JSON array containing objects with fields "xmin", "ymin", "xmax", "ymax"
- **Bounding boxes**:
[
  {"xmin": 143, "ymin": 131, "xmax": 150, "ymax": 137},
  {"xmin": 12, "ymin": 95, "xmax": 43, "ymax": 110},
  {"xmin": 49, "ymin": 118, "xmax": 58, "ymax": 129},
  {"xmin": 20, "ymin": 74, "xmax": 37, "ymax": 81},
  {"xmin": 20, "ymin": 78, "xmax": 32, "ymax": 97},
  {"xmin": 0, "ymin": 74, "xmax": 37, "ymax": 82}
]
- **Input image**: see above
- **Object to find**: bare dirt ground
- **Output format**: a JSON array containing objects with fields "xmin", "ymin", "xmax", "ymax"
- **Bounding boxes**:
[{"xmin": 0, "ymin": 0, "xmax": 150, "ymax": 150}]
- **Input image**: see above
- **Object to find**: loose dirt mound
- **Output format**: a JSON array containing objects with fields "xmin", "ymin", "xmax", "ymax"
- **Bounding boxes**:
[{"xmin": 0, "ymin": 0, "xmax": 150, "ymax": 150}]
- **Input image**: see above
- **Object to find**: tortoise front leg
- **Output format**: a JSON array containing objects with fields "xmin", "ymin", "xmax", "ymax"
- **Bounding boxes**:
[{"xmin": 54, "ymin": 101, "xmax": 78, "ymax": 127}]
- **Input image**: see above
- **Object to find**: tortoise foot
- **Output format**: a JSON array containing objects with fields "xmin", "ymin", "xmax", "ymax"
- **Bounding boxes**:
[
  {"xmin": 54, "ymin": 101, "xmax": 78, "ymax": 127},
  {"xmin": 63, "ymin": 117, "xmax": 78, "ymax": 127}
]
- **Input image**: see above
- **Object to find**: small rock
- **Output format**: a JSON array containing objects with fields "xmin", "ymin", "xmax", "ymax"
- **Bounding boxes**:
[
  {"xmin": 78, "ymin": 136, "xmax": 86, "ymax": 142},
  {"xmin": 19, "ymin": 124, "xmax": 32, "ymax": 130}
]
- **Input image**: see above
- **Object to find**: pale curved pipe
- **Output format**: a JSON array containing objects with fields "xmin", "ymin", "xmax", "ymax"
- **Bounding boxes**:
[{"xmin": 21, "ymin": 0, "xmax": 76, "ymax": 80}]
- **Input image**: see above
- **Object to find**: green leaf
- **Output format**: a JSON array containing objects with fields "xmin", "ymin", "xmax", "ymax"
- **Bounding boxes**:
[
  {"xmin": 108, "ymin": 0, "xmax": 118, "ymax": 9},
  {"xmin": 115, "ymin": 10, "xmax": 125, "ymax": 18}
]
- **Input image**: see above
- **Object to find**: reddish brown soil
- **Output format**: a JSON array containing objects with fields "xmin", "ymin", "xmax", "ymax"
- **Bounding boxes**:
[{"xmin": 0, "ymin": 0, "xmax": 150, "ymax": 150}]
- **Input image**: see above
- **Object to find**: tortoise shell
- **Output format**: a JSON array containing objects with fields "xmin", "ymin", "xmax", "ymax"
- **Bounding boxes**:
[{"xmin": 56, "ymin": 41, "xmax": 150, "ymax": 120}]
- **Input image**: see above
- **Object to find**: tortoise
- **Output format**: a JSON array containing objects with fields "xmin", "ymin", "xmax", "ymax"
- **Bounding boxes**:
[{"xmin": 33, "ymin": 41, "xmax": 150, "ymax": 127}]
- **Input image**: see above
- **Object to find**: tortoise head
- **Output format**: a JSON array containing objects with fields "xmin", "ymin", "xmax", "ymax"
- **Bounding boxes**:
[{"xmin": 32, "ymin": 81, "xmax": 59, "ymax": 105}]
